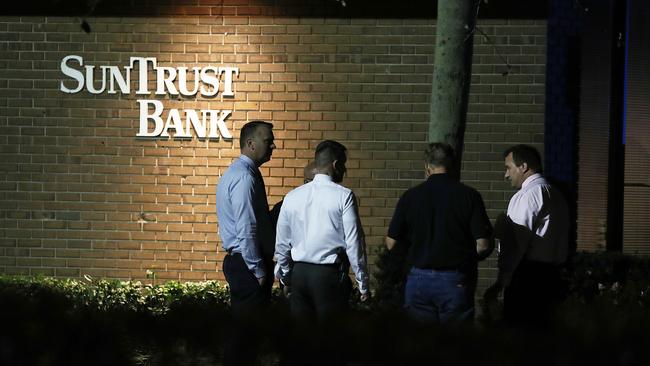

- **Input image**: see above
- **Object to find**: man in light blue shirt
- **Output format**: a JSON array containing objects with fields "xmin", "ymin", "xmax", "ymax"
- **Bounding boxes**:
[{"xmin": 216, "ymin": 120, "xmax": 275, "ymax": 366}]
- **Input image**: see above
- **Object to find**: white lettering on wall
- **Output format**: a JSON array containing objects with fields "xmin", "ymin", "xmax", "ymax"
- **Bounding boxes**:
[
  {"xmin": 136, "ymin": 100, "xmax": 233, "ymax": 140},
  {"xmin": 60, "ymin": 55, "xmax": 238, "ymax": 140},
  {"xmin": 137, "ymin": 100, "xmax": 164, "ymax": 137},
  {"xmin": 131, "ymin": 57, "xmax": 156, "ymax": 95},
  {"xmin": 106, "ymin": 65, "xmax": 130, "ymax": 94},
  {"xmin": 60, "ymin": 55, "xmax": 85, "ymax": 93}
]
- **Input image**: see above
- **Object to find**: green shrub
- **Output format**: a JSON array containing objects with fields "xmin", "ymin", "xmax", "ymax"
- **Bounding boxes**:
[
  {"xmin": 0, "ymin": 275, "xmax": 231, "ymax": 314},
  {"xmin": 0, "ymin": 276, "xmax": 234, "ymax": 366},
  {"xmin": 5, "ymin": 250, "xmax": 650, "ymax": 365},
  {"xmin": 567, "ymin": 251, "xmax": 650, "ymax": 308},
  {"xmin": 370, "ymin": 244, "xmax": 409, "ymax": 311}
]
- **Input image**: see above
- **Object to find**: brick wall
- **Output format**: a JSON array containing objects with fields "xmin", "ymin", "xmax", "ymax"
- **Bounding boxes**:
[{"xmin": 0, "ymin": 7, "xmax": 547, "ymax": 292}]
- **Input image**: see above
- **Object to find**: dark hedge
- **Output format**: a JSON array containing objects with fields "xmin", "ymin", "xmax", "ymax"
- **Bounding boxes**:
[{"xmin": 3, "ymin": 250, "xmax": 650, "ymax": 365}]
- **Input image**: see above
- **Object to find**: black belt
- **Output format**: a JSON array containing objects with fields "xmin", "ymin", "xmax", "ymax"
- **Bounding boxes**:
[
  {"xmin": 294, "ymin": 261, "xmax": 339, "ymax": 269},
  {"xmin": 226, "ymin": 248, "xmax": 240, "ymax": 256},
  {"xmin": 415, "ymin": 264, "xmax": 476, "ymax": 274}
]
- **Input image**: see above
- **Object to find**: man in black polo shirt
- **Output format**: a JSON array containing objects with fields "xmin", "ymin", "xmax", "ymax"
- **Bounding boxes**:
[{"xmin": 385, "ymin": 142, "xmax": 493, "ymax": 324}]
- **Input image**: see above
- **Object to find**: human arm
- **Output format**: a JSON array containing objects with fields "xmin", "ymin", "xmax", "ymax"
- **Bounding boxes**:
[
  {"xmin": 482, "ymin": 214, "xmax": 513, "ymax": 303},
  {"xmin": 274, "ymin": 202, "xmax": 293, "ymax": 286},
  {"xmin": 494, "ymin": 186, "xmax": 544, "ymax": 286},
  {"xmin": 470, "ymin": 192, "xmax": 494, "ymax": 261},
  {"xmin": 385, "ymin": 192, "xmax": 410, "ymax": 252},
  {"xmin": 476, "ymin": 237, "xmax": 494, "ymax": 261},
  {"xmin": 385, "ymin": 236, "xmax": 398, "ymax": 251},
  {"xmin": 231, "ymin": 174, "xmax": 266, "ymax": 280},
  {"xmin": 342, "ymin": 191, "xmax": 370, "ymax": 297},
  {"xmin": 481, "ymin": 215, "xmax": 509, "ymax": 303}
]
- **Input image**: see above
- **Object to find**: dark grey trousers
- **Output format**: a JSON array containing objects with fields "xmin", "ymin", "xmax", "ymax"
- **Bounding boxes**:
[
  {"xmin": 288, "ymin": 261, "xmax": 352, "ymax": 366},
  {"xmin": 222, "ymin": 253, "xmax": 273, "ymax": 366},
  {"xmin": 290, "ymin": 261, "xmax": 352, "ymax": 322}
]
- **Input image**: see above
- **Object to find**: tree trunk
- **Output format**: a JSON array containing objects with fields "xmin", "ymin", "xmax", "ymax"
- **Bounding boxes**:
[{"xmin": 429, "ymin": 0, "xmax": 478, "ymax": 179}]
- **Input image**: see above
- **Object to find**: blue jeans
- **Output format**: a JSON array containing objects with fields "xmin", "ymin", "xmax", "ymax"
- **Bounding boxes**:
[{"xmin": 404, "ymin": 267, "xmax": 477, "ymax": 324}]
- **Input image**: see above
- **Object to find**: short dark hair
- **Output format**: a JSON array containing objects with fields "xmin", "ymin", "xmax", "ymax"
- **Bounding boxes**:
[
  {"xmin": 503, "ymin": 144, "xmax": 543, "ymax": 173},
  {"xmin": 424, "ymin": 142, "xmax": 455, "ymax": 170},
  {"xmin": 239, "ymin": 120, "xmax": 273, "ymax": 149},
  {"xmin": 315, "ymin": 140, "xmax": 347, "ymax": 168}
]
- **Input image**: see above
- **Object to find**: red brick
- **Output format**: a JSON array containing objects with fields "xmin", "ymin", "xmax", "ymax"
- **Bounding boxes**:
[{"xmin": 0, "ymin": 15, "xmax": 546, "ymax": 290}]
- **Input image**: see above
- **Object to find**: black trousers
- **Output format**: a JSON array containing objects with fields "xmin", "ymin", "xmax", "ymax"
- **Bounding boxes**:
[
  {"xmin": 222, "ymin": 253, "xmax": 273, "ymax": 366},
  {"xmin": 290, "ymin": 261, "xmax": 352, "ymax": 322},
  {"xmin": 503, "ymin": 259, "xmax": 567, "ymax": 328},
  {"xmin": 223, "ymin": 253, "xmax": 272, "ymax": 314},
  {"xmin": 288, "ymin": 262, "xmax": 352, "ymax": 366}
]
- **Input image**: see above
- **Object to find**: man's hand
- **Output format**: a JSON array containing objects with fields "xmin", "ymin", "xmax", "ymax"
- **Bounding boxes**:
[
  {"xmin": 482, "ymin": 282, "xmax": 504, "ymax": 322},
  {"xmin": 483, "ymin": 282, "xmax": 503, "ymax": 304},
  {"xmin": 476, "ymin": 237, "xmax": 494, "ymax": 261},
  {"xmin": 360, "ymin": 292, "xmax": 370, "ymax": 303},
  {"xmin": 282, "ymin": 285, "xmax": 291, "ymax": 298},
  {"xmin": 385, "ymin": 236, "xmax": 397, "ymax": 251}
]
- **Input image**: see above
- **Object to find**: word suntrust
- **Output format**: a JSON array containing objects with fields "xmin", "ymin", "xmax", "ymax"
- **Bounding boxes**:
[{"xmin": 59, "ymin": 55, "xmax": 239, "ymax": 139}]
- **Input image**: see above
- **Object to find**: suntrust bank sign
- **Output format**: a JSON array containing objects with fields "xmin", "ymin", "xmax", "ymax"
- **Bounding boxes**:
[{"xmin": 59, "ymin": 55, "xmax": 238, "ymax": 139}]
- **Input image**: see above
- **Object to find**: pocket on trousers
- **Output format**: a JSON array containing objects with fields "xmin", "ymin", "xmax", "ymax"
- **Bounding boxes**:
[{"xmin": 454, "ymin": 273, "xmax": 469, "ymax": 288}]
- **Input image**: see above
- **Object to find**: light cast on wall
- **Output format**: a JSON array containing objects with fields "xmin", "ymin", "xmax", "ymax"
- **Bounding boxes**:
[{"xmin": 59, "ymin": 55, "xmax": 239, "ymax": 140}]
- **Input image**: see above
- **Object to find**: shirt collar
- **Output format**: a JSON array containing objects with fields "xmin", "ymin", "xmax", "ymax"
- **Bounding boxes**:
[
  {"xmin": 313, "ymin": 174, "xmax": 333, "ymax": 183},
  {"xmin": 521, "ymin": 173, "xmax": 543, "ymax": 189},
  {"xmin": 238, "ymin": 154, "xmax": 256, "ymax": 170}
]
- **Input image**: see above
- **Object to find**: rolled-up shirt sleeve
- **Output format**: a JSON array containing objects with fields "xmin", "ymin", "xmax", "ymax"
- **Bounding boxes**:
[
  {"xmin": 231, "ymin": 174, "xmax": 266, "ymax": 279},
  {"xmin": 342, "ymin": 191, "xmax": 369, "ymax": 295}
]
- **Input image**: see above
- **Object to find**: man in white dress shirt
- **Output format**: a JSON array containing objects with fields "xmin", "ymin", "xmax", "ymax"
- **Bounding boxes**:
[
  {"xmin": 275, "ymin": 140, "xmax": 370, "ymax": 323},
  {"xmin": 484, "ymin": 144, "xmax": 570, "ymax": 326}
]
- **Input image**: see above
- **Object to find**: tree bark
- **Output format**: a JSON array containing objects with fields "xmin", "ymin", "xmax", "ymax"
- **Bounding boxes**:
[{"xmin": 429, "ymin": 0, "xmax": 478, "ymax": 179}]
